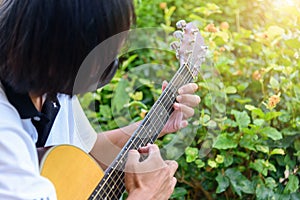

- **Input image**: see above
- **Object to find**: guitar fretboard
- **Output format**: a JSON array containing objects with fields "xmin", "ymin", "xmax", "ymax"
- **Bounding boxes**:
[{"xmin": 89, "ymin": 63, "xmax": 194, "ymax": 200}]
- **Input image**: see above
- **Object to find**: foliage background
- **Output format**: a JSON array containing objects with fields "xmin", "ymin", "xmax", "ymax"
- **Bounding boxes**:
[{"xmin": 80, "ymin": 0, "xmax": 300, "ymax": 199}]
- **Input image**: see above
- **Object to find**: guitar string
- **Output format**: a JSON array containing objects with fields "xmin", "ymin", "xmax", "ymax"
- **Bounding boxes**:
[
  {"xmin": 95, "ymin": 35, "xmax": 205, "ymax": 199},
  {"xmin": 92, "ymin": 59, "xmax": 195, "ymax": 199},
  {"xmin": 91, "ymin": 61, "xmax": 194, "ymax": 199},
  {"xmin": 99, "ymin": 90, "xmax": 183, "ymax": 199},
  {"xmin": 104, "ymin": 39, "xmax": 206, "ymax": 198},
  {"xmin": 95, "ymin": 75, "xmax": 193, "ymax": 199},
  {"xmin": 97, "ymin": 88, "xmax": 180, "ymax": 198},
  {"xmin": 94, "ymin": 69, "xmax": 192, "ymax": 200}
]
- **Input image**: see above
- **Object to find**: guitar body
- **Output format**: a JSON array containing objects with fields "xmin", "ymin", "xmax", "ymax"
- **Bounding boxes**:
[{"xmin": 40, "ymin": 145, "xmax": 104, "ymax": 200}]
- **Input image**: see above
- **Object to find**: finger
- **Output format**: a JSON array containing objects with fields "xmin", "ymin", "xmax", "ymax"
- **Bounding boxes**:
[
  {"xmin": 162, "ymin": 80, "xmax": 168, "ymax": 91},
  {"xmin": 165, "ymin": 160, "xmax": 178, "ymax": 176},
  {"xmin": 147, "ymin": 144, "xmax": 161, "ymax": 157},
  {"xmin": 176, "ymin": 94, "xmax": 201, "ymax": 107},
  {"xmin": 173, "ymin": 103, "xmax": 195, "ymax": 119},
  {"xmin": 143, "ymin": 144, "xmax": 165, "ymax": 168},
  {"xmin": 138, "ymin": 145, "xmax": 150, "ymax": 154},
  {"xmin": 171, "ymin": 177, "xmax": 177, "ymax": 188},
  {"xmin": 178, "ymin": 83, "xmax": 198, "ymax": 95}
]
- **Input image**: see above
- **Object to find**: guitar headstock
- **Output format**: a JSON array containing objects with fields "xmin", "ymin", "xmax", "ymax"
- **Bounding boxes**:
[{"xmin": 171, "ymin": 20, "xmax": 207, "ymax": 77}]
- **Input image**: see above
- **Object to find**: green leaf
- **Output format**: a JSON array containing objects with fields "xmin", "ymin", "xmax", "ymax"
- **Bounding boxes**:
[
  {"xmin": 269, "ymin": 77, "xmax": 280, "ymax": 90},
  {"xmin": 256, "ymin": 184, "xmax": 275, "ymax": 200},
  {"xmin": 261, "ymin": 127, "xmax": 283, "ymax": 141},
  {"xmin": 121, "ymin": 54, "xmax": 138, "ymax": 71},
  {"xmin": 270, "ymin": 148, "xmax": 285, "ymax": 156},
  {"xmin": 240, "ymin": 134, "xmax": 258, "ymax": 151},
  {"xmin": 185, "ymin": 147, "xmax": 199, "ymax": 163},
  {"xmin": 170, "ymin": 187, "xmax": 188, "ymax": 198},
  {"xmin": 285, "ymin": 38, "xmax": 300, "ymax": 49},
  {"xmin": 223, "ymin": 154, "xmax": 234, "ymax": 167},
  {"xmin": 250, "ymin": 159, "xmax": 276, "ymax": 176},
  {"xmin": 225, "ymin": 168, "xmax": 255, "ymax": 196},
  {"xmin": 216, "ymin": 172, "xmax": 230, "ymax": 193},
  {"xmin": 208, "ymin": 159, "xmax": 218, "ymax": 168},
  {"xmin": 195, "ymin": 159, "xmax": 205, "ymax": 168},
  {"xmin": 265, "ymin": 111, "xmax": 282, "ymax": 121},
  {"xmin": 245, "ymin": 104, "xmax": 257, "ymax": 111},
  {"xmin": 266, "ymin": 25, "xmax": 285, "ymax": 39},
  {"xmin": 213, "ymin": 133, "xmax": 238, "ymax": 150},
  {"xmin": 253, "ymin": 119, "xmax": 265, "ymax": 126},
  {"xmin": 225, "ymin": 86, "xmax": 237, "ymax": 94},
  {"xmin": 130, "ymin": 91, "xmax": 143, "ymax": 101},
  {"xmin": 231, "ymin": 110, "xmax": 251, "ymax": 129},
  {"xmin": 111, "ymin": 79, "xmax": 130, "ymax": 112},
  {"xmin": 99, "ymin": 105, "xmax": 112, "ymax": 120},
  {"xmin": 256, "ymin": 145, "xmax": 269, "ymax": 154},
  {"xmin": 215, "ymin": 155, "xmax": 225, "ymax": 164},
  {"xmin": 284, "ymin": 175, "xmax": 299, "ymax": 194},
  {"xmin": 265, "ymin": 177, "xmax": 277, "ymax": 189}
]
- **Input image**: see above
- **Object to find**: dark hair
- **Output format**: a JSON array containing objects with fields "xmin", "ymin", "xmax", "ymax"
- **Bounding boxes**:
[{"xmin": 0, "ymin": 0, "xmax": 135, "ymax": 95}]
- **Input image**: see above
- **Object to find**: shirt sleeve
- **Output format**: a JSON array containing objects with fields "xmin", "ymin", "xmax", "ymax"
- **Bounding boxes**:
[
  {"xmin": 0, "ymin": 99, "xmax": 57, "ymax": 200},
  {"xmin": 72, "ymin": 96, "xmax": 97, "ymax": 153}
]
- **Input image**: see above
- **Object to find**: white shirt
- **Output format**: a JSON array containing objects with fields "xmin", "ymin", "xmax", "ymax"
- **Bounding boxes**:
[{"xmin": 0, "ymin": 82, "xmax": 97, "ymax": 199}]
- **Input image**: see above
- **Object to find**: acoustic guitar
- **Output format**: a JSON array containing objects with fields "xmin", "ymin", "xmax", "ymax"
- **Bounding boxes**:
[{"xmin": 40, "ymin": 20, "xmax": 207, "ymax": 200}]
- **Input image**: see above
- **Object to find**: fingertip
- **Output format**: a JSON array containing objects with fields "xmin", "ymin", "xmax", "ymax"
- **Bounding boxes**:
[
  {"xmin": 173, "ymin": 102, "xmax": 180, "ymax": 110},
  {"xmin": 178, "ymin": 88, "xmax": 183, "ymax": 94},
  {"xmin": 180, "ymin": 120, "xmax": 188, "ymax": 128},
  {"xmin": 197, "ymin": 95, "xmax": 201, "ymax": 104},
  {"xmin": 148, "ymin": 143, "xmax": 159, "ymax": 151},
  {"xmin": 172, "ymin": 177, "xmax": 177, "ymax": 187},
  {"xmin": 193, "ymin": 83, "xmax": 199, "ymax": 91}
]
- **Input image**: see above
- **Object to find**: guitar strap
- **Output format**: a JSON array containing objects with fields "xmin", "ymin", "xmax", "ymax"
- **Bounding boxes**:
[{"xmin": 1, "ymin": 80, "xmax": 61, "ymax": 147}]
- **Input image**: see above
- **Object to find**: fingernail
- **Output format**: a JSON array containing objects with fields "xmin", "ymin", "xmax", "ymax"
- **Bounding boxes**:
[
  {"xmin": 178, "ymin": 88, "xmax": 183, "ymax": 94},
  {"xmin": 180, "ymin": 121, "xmax": 188, "ymax": 128},
  {"xmin": 177, "ymin": 95, "xmax": 182, "ymax": 102}
]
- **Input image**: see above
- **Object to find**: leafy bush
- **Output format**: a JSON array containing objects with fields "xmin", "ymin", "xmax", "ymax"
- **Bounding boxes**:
[{"xmin": 80, "ymin": 0, "xmax": 300, "ymax": 199}]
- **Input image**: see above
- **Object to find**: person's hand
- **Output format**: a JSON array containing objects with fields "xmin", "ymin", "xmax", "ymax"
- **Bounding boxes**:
[
  {"xmin": 125, "ymin": 144, "xmax": 178, "ymax": 200},
  {"xmin": 160, "ymin": 81, "xmax": 200, "ymax": 136}
]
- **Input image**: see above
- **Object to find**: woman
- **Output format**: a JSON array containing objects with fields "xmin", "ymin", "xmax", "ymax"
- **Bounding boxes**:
[{"xmin": 0, "ymin": 0, "xmax": 200, "ymax": 199}]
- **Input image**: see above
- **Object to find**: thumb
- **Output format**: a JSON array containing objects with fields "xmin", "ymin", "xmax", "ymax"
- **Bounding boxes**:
[{"xmin": 125, "ymin": 150, "xmax": 140, "ymax": 172}]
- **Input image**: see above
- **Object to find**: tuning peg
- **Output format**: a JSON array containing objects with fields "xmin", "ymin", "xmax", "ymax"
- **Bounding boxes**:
[
  {"xmin": 201, "ymin": 45, "xmax": 208, "ymax": 50},
  {"xmin": 198, "ymin": 55, "xmax": 206, "ymax": 63},
  {"xmin": 176, "ymin": 20, "xmax": 187, "ymax": 29},
  {"xmin": 185, "ymin": 50, "xmax": 193, "ymax": 56},
  {"xmin": 170, "ymin": 41, "xmax": 180, "ymax": 51},
  {"xmin": 191, "ymin": 28, "xmax": 199, "ymax": 35},
  {"xmin": 173, "ymin": 30, "xmax": 183, "ymax": 40},
  {"xmin": 201, "ymin": 45, "xmax": 209, "ymax": 53},
  {"xmin": 189, "ymin": 38, "xmax": 196, "ymax": 45}
]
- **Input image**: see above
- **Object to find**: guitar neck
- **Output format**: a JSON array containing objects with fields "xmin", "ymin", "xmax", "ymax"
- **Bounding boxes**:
[{"xmin": 88, "ymin": 63, "xmax": 195, "ymax": 200}]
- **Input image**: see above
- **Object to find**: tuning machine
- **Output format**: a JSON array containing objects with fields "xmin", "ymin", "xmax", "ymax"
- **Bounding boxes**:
[
  {"xmin": 176, "ymin": 20, "xmax": 187, "ymax": 30},
  {"xmin": 173, "ymin": 30, "xmax": 184, "ymax": 40},
  {"xmin": 170, "ymin": 41, "xmax": 180, "ymax": 51}
]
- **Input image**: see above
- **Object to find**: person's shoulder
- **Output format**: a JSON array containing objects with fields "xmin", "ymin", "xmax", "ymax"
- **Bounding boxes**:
[
  {"xmin": 57, "ymin": 93, "xmax": 78, "ymax": 103},
  {"xmin": 0, "ymin": 82, "xmax": 23, "ymax": 123}
]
